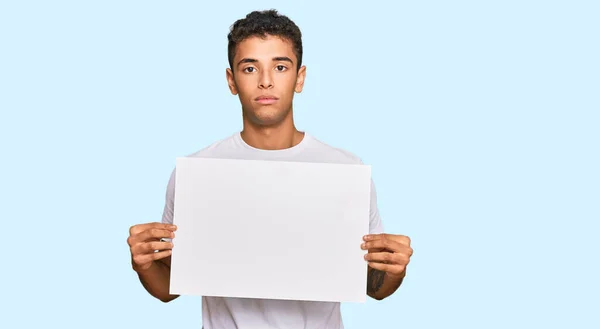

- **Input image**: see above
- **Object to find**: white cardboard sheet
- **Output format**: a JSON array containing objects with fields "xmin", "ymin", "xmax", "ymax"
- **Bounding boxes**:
[{"xmin": 169, "ymin": 157, "xmax": 371, "ymax": 303}]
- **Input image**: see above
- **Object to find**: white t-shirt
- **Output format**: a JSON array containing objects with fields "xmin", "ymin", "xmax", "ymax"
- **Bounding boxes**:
[{"xmin": 161, "ymin": 131, "xmax": 384, "ymax": 329}]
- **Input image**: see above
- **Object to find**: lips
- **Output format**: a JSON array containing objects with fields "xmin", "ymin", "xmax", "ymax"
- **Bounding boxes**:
[{"xmin": 255, "ymin": 95, "xmax": 279, "ymax": 105}]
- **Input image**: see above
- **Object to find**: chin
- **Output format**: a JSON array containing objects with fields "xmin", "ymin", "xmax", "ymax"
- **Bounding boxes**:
[{"xmin": 246, "ymin": 107, "xmax": 290, "ymax": 127}]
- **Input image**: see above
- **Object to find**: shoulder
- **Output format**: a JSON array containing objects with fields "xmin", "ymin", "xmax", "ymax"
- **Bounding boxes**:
[
  {"xmin": 305, "ymin": 133, "xmax": 365, "ymax": 165},
  {"xmin": 165, "ymin": 133, "xmax": 237, "ymax": 180},
  {"xmin": 185, "ymin": 133, "xmax": 238, "ymax": 158}
]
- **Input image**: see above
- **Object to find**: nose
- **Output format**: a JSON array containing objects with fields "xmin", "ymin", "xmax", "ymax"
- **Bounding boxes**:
[{"xmin": 259, "ymin": 71, "xmax": 273, "ymax": 89}]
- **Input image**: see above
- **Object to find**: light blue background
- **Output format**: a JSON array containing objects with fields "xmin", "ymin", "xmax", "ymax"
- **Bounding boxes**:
[{"xmin": 1, "ymin": 1, "xmax": 598, "ymax": 328}]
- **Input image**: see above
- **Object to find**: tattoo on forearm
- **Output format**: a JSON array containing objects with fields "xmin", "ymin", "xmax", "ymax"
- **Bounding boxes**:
[{"xmin": 367, "ymin": 268, "xmax": 385, "ymax": 294}]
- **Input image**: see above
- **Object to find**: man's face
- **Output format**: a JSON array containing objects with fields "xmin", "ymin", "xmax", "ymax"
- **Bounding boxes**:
[{"xmin": 226, "ymin": 34, "xmax": 306, "ymax": 127}]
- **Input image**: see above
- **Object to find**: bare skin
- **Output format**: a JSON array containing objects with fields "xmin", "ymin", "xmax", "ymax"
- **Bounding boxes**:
[
  {"xmin": 363, "ymin": 234, "xmax": 413, "ymax": 300},
  {"xmin": 129, "ymin": 34, "xmax": 413, "ymax": 302},
  {"xmin": 225, "ymin": 34, "xmax": 307, "ymax": 150},
  {"xmin": 127, "ymin": 222, "xmax": 179, "ymax": 302}
]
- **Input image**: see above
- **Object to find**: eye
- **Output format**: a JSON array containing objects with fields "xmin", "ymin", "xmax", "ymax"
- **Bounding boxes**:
[
  {"xmin": 275, "ymin": 65, "xmax": 287, "ymax": 72},
  {"xmin": 244, "ymin": 67, "xmax": 256, "ymax": 73}
]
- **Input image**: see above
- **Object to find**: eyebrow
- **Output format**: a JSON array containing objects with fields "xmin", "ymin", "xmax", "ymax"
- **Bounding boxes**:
[{"xmin": 237, "ymin": 56, "xmax": 294, "ymax": 67}]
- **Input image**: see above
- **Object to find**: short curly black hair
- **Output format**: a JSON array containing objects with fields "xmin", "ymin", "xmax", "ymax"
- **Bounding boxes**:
[{"xmin": 227, "ymin": 9, "xmax": 303, "ymax": 72}]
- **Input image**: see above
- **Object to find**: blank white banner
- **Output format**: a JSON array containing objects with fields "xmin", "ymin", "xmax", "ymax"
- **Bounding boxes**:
[{"xmin": 169, "ymin": 157, "xmax": 371, "ymax": 303}]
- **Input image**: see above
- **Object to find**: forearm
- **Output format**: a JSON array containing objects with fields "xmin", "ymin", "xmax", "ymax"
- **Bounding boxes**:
[
  {"xmin": 135, "ymin": 259, "xmax": 179, "ymax": 303},
  {"xmin": 367, "ymin": 267, "xmax": 405, "ymax": 300}
]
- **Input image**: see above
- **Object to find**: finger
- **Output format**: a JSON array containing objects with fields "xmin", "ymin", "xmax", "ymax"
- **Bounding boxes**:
[
  {"xmin": 396, "ymin": 235, "xmax": 411, "ymax": 247},
  {"xmin": 367, "ymin": 262, "xmax": 405, "ymax": 276},
  {"xmin": 134, "ymin": 228, "xmax": 175, "ymax": 244},
  {"xmin": 363, "ymin": 233, "xmax": 386, "ymax": 241},
  {"xmin": 129, "ymin": 222, "xmax": 177, "ymax": 236},
  {"xmin": 365, "ymin": 251, "xmax": 411, "ymax": 266},
  {"xmin": 127, "ymin": 228, "xmax": 175, "ymax": 247},
  {"xmin": 133, "ymin": 241, "xmax": 174, "ymax": 255},
  {"xmin": 133, "ymin": 250, "xmax": 172, "ymax": 266},
  {"xmin": 364, "ymin": 252, "xmax": 399, "ymax": 264},
  {"xmin": 361, "ymin": 239, "xmax": 403, "ymax": 252},
  {"xmin": 364, "ymin": 234, "xmax": 411, "ymax": 246}
]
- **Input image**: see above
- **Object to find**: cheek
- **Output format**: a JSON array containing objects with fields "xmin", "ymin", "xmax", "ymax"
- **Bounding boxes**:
[
  {"xmin": 237, "ymin": 86, "xmax": 255, "ymax": 102},
  {"xmin": 277, "ymin": 76, "xmax": 297, "ymax": 94},
  {"xmin": 234, "ymin": 75, "xmax": 256, "ymax": 91}
]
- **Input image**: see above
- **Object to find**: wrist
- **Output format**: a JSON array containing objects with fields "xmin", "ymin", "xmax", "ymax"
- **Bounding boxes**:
[
  {"xmin": 133, "ymin": 260, "xmax": 158, "ymax": 274},
  {"xmin": 386, "ymin": 268, "xmax": 406, "ymax": 283}
]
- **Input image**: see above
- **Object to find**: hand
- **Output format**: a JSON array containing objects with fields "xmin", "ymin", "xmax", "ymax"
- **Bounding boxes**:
[
  {"xmin": 361, "ymin": 234, "xmax": 413, "ymax": 279},
  {"xmin": 127, "ymin": 222, "xmax": 177, "ymax": 272}
]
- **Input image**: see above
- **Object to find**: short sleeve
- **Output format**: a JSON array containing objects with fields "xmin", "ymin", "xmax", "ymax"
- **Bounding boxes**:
[
  {"xmin": 161, "ymin": 168, "xmax": 176, "ymax": 225},
  {"xmin": 369, "ymin": 179, "xmax": 384, "ymax": 234}
]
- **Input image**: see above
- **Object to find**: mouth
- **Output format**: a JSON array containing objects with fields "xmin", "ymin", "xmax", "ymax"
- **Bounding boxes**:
[{"xmin": 255, "ymin": 95, "xmax": 279, "ymax": 105}]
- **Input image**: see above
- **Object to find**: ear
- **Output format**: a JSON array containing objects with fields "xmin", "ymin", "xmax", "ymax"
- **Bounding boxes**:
[
  {"xmin": 226, "ymin": 68, "xmax": 238, "ymax": 95},
  {"xmin": 294, "ymin": 65, "xmax": 306, "ymax": 93}
]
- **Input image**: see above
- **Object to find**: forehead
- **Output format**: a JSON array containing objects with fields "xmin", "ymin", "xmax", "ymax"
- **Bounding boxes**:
[{"xmin": 235, "ymin": 34, "xmax": 296, "ymax": 61}]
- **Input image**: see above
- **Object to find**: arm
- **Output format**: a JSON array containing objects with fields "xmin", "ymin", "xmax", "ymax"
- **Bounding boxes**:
[
  {"xmin": 128, "ymin": 223, "xmax": 180, "ymax": 303},
  {"xmin": 362, "ymin": 234, "xmax": 413, "ymax": 300},
  {"xmin": 363, "ymin": 179, "xmax": 405, "ymax": 300},
  {"xmin": 134, "ymin": 169, "xmax": 181, "ymax": 302},
  {"xmin": 367, "ymin": 267, "xmax": 406, "ymax": 300},
  {"xmin": 135, "ymin": 255, "xmax": 179, "ymax": 303}
]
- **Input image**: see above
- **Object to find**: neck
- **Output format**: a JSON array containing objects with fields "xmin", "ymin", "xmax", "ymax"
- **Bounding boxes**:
[{"xmin": 241, "ymin": 109, "xmax": 304, "ymax": 150}]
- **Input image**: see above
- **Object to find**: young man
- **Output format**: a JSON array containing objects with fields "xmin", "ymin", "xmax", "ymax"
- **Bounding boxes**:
[{"xmin": 127, "ymin": 9, "xmax": 413, "ymax": 329}]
